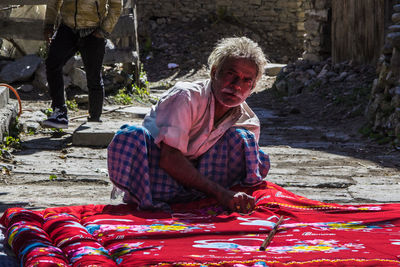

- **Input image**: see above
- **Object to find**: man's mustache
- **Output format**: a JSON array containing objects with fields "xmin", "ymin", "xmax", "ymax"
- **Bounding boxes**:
[
  {"xmin": 220, "ymin": 88, "xmax": 246, "ymax": 101},
  {"xmin": 221, "ymin": 87, "xmax": 237, "ymax": 94}
]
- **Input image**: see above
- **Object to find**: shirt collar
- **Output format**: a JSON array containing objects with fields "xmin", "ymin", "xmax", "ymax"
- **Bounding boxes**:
[{"xmin": 206, "ymin": 79, "xmax": 243, "ymax": 127}]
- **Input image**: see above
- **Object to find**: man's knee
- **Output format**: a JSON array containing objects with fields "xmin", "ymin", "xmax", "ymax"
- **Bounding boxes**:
[
  {"xmin": 117, "ymin": 125, "xmax": 148, "ymax": 136},
  {"xmin": 112, "ymin": 125, "xmax": 152, "ymax": 145},
  {"xmin": 108, "ymin": 125, "xmax": 151, "ymax": 155},
  {"xmin": 226, "ymin": 127, "xmax": 256, "ymax": 140}
]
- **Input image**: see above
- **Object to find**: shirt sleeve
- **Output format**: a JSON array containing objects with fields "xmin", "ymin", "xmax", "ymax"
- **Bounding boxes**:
[
  {"xmin": 44, "ymin": 0, "xmax": 62, "ymax": 26},
  {"xmin": 153, "ymin": 90, "xmax": 193, "ymax": 154},
  {"xmin": 101, "ymin": 0, "xmax": 122, "ymax": 35}
]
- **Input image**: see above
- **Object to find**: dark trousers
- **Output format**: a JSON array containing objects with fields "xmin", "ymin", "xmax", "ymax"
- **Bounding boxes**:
[{"xmin": 45, "ymin": 24, "xmax": 106, "ymax": 119}]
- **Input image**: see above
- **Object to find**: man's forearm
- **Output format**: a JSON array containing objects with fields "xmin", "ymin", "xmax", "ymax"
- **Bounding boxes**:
[
  {"xmin": 159, "ymin": 143, "xmax": 229, "ymax": 199},
  {"xmin": 159, "ymin": 142, "xmax": 255, "ymax": 212}
]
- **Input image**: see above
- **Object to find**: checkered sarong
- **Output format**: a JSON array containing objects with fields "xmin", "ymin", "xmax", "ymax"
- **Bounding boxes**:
[{"xmin": 107, "ymin": 125, "xmax": 270, "ymax": 209}]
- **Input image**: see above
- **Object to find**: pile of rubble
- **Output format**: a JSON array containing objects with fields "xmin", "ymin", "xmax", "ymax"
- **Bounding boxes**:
[
  {"xmin": 274, "ymin": 58, "xmax": 376, "ymax": 97},
  {"xmin": 365, "ymin": 4, "xmax": 400, "ymax": 141},
  {"xmin": 271, "ymin": 58, "xmax": 378, "ymax": 135},
  {"xmin": 0, "ymin": 52, "xmax": 136, "ymax": 133},
  {"xmin": 0, "ymin": 52, "xmax": 132, "ymax": 97}
]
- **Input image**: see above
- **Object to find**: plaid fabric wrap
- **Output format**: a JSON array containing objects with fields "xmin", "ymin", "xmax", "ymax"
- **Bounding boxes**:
[{"xmin": 107, "ymin": 125, "xmax": 270, "ymax": 209}]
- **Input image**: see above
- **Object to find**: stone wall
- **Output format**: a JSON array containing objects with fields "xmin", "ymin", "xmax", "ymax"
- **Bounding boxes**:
[
  {"xmin": 366, "ymin": 1, "xmax": 400, "ymax": 142},
  {"xmin": 136, "ymin": 0, "xmax": 308, "ymax": 56},
  {"xmin": 302, "ymin": 0, "xmax": 331, "ymax": 62}
]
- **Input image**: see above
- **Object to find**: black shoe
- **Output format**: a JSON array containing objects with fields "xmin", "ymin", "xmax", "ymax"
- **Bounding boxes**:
[{"xmin": 42, "ymin": 108, "xmax": 68, "ymax": 129}]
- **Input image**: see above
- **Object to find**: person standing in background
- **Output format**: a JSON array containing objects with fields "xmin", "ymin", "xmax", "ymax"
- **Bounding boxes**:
[{"xmin": 42, "ymin": 0, "xmax": 122, "ymax": 129}]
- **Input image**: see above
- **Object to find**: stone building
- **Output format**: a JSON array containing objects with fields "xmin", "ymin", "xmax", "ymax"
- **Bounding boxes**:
[{"xmin": 135, "ymin": 0, "xmax": 310, "ymax": 59}]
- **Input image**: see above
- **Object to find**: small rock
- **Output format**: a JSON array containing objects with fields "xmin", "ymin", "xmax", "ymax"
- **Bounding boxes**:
[
  {"xmin": 74, "ymin": 94, "xmax": 89, "ymax": 104},
  {"xmin": 306, "ymin": 69, "xmax": 317, "ymax": 77},
  {"xmin": 32, "ymin": 62, "xmax": 48, "ymax": 91},
  {"xmin": 69, "ymin": 68, "xmax": 88, "ymax": 92},
  {"xmin": 168, "ymin": 63, "xmax": 179, "ymax": 69},
  {"xmin": 323, "ymin": 132, "xmax": 350, "ymax": 142},
  {"xmin": 275, "ymin": 79, "xmax": 288, "ymax": 95},
  {"xmin": 0, "ymin": 54, "xmax": 42, "ymax": 83},
  {"xmin": 345, "ymin": 73, "xmax": 358, "ymax": 81},
  {"xmin": 265, "ymin": 63, "xmax": 286, "ymax": 76},
  {"xmin": 289, "ymin": 107, "xmax": 301, "ymax": 114},
  {"xmin": 392, "ymin": 12, "xmax": 400, "ymax": 24},
  {"xmin": 317, "ymin": 66, "xmax": 328, "ymax": 79}
]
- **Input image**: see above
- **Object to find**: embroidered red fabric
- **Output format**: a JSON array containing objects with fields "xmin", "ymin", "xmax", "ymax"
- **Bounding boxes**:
[{"xmin": 2, "ymin": 181, "xmax": 400, "ymax": 266}]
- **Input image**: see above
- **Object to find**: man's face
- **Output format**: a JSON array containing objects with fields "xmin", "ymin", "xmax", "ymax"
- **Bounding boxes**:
[{"xmin": 211, "ymin": 57, "xmax": 258, "ymax": 108}]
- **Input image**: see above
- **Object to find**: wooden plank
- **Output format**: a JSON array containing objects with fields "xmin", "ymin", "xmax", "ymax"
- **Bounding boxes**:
[
  {"xmin": 0, "ymin": 18, "xmax": 43, "ymax": 40},
  {"xmin": 132, "ymin": 0, "xmax": 140, "ymax": 84},
  {"xmin": 0, "ymin": 14, "xmax": 136, "ymax": 41},
  {"xmin": 332, "ymin": 0, "xmax": 386, "ymax": 65},
  {"xmin": 0, "ymin": 0, "xmax": 48, "ymax": 5},
  {"xmin": 110, "ymin": 14, "xmax": 136, "ymax": 38}
]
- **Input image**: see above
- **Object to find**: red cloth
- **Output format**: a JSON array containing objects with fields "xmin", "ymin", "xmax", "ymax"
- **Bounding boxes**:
[{"xmin": 2, "ymin": 181, "xmax": 400, "ymax": 266}]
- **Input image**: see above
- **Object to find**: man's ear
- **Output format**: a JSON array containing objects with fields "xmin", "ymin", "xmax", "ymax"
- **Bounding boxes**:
[{"xmin": 211, "ymin": 67, "xmax": 216, "ymax": 80}]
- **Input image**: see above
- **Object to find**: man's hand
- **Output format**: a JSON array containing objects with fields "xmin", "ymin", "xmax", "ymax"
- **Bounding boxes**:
[
  {"xmin": 92, "ymin": 29, "xmax": 105, "ymax": 39},
  {"xmin": 218, "ymin": 190, "xmax": 255, "ymax": 214},
  {"xmin": 159, "ymin": 142, "xmax": 256, "ymax": 214}
]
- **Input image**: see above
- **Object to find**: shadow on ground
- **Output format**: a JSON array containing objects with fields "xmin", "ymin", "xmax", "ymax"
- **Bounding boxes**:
[
  {"xmin": 246, "ymin": 89, "xmax": 400, "ymax": 171},
  {"xmin": 0, "ymin": 192, "xmax": 36, "ymax": 213}
]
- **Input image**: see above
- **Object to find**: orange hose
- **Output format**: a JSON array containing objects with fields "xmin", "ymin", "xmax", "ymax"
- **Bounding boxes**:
[{"xmin": 0, "ymin": 83, "xmax": 22, "ymax": 117}]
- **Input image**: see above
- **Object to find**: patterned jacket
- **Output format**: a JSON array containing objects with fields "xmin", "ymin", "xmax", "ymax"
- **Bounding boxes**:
[{"xmin": 45, "ymin": 0, "xmax": 122, "ymax": 36}]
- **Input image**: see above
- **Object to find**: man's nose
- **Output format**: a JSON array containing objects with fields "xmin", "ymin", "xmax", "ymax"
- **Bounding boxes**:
[{"xmin": 230, "ymin": 76, "xmax": 242, "ymax": 90}]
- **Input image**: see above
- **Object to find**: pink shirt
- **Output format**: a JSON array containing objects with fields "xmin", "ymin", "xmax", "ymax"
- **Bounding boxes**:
[{"xmin": 143, "ymin": 79, "xmax": 260, "ymax": 159}]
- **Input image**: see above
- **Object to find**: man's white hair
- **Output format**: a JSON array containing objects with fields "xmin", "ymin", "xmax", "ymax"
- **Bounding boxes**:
[{"xmin": 208, "ymin": 36, "xmax": 267, "ymax": 91}]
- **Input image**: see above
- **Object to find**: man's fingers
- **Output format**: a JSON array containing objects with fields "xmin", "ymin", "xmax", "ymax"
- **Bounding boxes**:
[
  {"xmin": 237, "ymin": 199, "xmax": 255, "ymax": 213},
  {"xmin": 226, "ymin": 192, "xmax": 256, "ymax": 213}
]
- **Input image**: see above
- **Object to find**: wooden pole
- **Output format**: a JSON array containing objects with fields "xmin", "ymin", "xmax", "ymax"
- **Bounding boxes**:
[{"xmin": 132, "ymin": 0, "xmax": 141, "ymax": 86}]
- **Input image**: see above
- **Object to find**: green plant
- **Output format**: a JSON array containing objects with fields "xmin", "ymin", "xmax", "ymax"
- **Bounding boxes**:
[
  {"xmin": 333, "ymin": 86, "xmax": 371, "ymax": 107},
  {"xmin": 3, "ymin": 135, "xmax": 20, "ymax": 148},
  {"xmin": 160, "ymin": 81, "xmax": 173, "ymax": 89},
  {"xmin": 49, "ymin": 174, "xmax": 58, "ymax": 181},
  {"xmin": 66, "ymin": 99, "xmax": 78, "ymax": 111},
  {"xmin": 133, "ymin": 65, "xmax": 150, "ymax": 96},
  {"xmin": 43, "ymin": 108, "xmax": 53, "ymax": 117},
  {"xmin": 358, "ymin": 124, "xmax": 373, "ymax": 137},
  {"xmin": 131, "ymin": 82, "xmax": 149, "ymax": 99},
  {"xmin": 377, "ymin": 136, "xmax": 392, "ymax": 145},
  {"xmin": 120, "ymin": 65, "xmax": 151, "ymax": 103},
  {"xmin": 0, "ymin": 134, "xmax": 21, "ymax": 158},
  {"xmin": 37, "ymin": 44, "xmax": 48, "ymax": 59},
  {"xmin": 50, "ymin": 128, "xmax": 65, "ymax": 135},
  {"xmin": 114, "ymin": 88, "xmax": 133, "ymax": 105},
  {"xmin": 143, "ymin": 36, "xmax": 152, "ymax": 55},
  {"xmin": 27, "ymin": 128, "xmax": 36, "ymax": 136}
]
